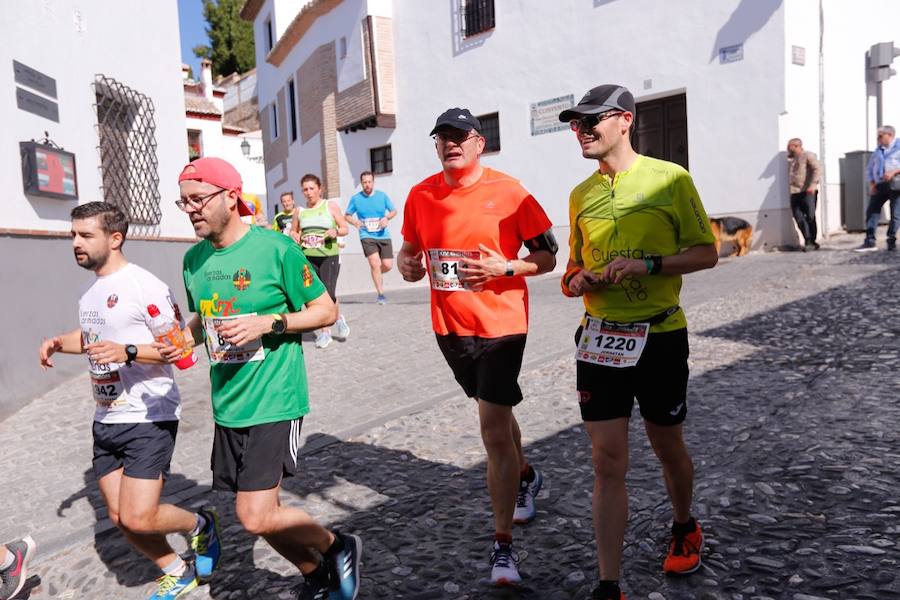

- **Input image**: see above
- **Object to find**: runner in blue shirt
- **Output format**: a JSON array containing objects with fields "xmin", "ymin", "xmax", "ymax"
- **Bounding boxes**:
[{"xmin": 345, "ymin": 171, "xmax": 397, "ymax": 304}]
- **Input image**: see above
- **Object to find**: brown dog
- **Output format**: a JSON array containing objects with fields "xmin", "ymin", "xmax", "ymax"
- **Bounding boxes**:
[{"xmin": 710, "ymin": 217, "xmax": 752, "ymax": 256}]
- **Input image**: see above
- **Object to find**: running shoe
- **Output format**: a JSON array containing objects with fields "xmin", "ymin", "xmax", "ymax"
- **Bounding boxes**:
[
  {"xmin": 889, "ymin": 241, "xmax": 897, "ymax": 251},
  {"xmin": 0, "ymin": 536, "xmax": 35, "ymax": 600},
  {"xmin": 663, "ymin": 520, "xmax": 704, "ymax": 576},
  {"xmin": 315, "ymin": 332, "xmax": 333, "ymax": 349},
  {"xmin": 512, "ymin": 467, "xmax": 543, "ymax": 524},
  {"xmin": 334, "ymin": 315, "xmax": 350, "ymax": 339},
  {"xmin": 295, "ymin": 564, "xmax": 332, "ymax": 600},
  {"xmin": 591, "ymin": 587, "xmax": 626, "ymax": 600},
  {"xmin": 376, "ymin": 294, "xmax": 387, "ymax": 305},
  {"xmin": 489, "ymin": 541, "xmax": 521, "ymax": 586},
  {"xmin": 147, "ymin": 561, "xmax": 198, "ymax": 599},
  {"xmin": 326, "ymin": 531, "xmax": 361, "ymax": 600},
  {"xmin": 854, "ymin": 242, "xmax": 878, "ymax": 252},
  {"xmin": 191, "ymin": 507, "xmax": 221, "ymax": 581}
]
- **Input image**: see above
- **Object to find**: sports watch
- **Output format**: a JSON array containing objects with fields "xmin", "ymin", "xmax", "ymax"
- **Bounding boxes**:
[
  {"xmin": 504, "ymin": 261, "xmax": 514, "ymax": 277},
  {"xmin": 124, "ymin": 344, "xmax": 138, "ymax": 367},
  {"xmin": 271, "ymin": 313, "xmax": 287, "ymax": 335}
]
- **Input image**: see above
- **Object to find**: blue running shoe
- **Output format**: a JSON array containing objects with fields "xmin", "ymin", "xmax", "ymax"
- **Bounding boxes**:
[
  {"xmin": 326, "ymin": 531, "xmax": 362, "ymax": 600},
  {"xmin": 191, "ymin": 507, "xmax": 221, "ymax": 581},
  {"xmin": 147, "ymin": 561, "xmax": 198, "ymax": 599},
  {"xmin": 376, "ymin": 294, "xmax": 387, "ymax": 305}
]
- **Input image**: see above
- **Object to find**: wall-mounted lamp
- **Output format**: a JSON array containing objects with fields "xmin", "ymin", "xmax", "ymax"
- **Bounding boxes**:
[{"xmin": 240, "ymin": 138, "xmax": 251, "ymax": 157}]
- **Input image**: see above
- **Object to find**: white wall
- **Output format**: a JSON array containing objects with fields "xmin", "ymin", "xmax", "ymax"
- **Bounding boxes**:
[
  {"xmin": 0, "ymin": 0, "xmax": 191, "ymax": 237},
  {"xmin": 367, "ymin": 0, "xmax": 790, "ymax": 251}
]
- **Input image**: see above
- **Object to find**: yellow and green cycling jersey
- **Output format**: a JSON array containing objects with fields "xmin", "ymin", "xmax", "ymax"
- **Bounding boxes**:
[{"xmin": 568, "ymin": 154, "xmax": 715, "ymax": 332}]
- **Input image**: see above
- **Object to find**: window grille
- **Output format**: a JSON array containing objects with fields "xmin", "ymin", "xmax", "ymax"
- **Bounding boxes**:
[
  {"xmin": 288, "ymin": 80, "xmax": 298, "ymax": 142},
  {"xmin": 478, "ymin": 112, "xmax": 500, "ymax": 153},
  {"xmin": 94, "ymin": 75, "xmax": 161, "ymax": 227},
  {"xmin": 370, "ymin": 145, "xmax": 392, "ymax": 174},
  {"xmin": 461, "ymin": 0, "xmax": 495, "ymax": 38}
]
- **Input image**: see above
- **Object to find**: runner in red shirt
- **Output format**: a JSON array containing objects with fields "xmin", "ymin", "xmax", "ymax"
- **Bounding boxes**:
[{"xmin": 397, "ymin": 108, "xmax": 558, "ymax": 586}]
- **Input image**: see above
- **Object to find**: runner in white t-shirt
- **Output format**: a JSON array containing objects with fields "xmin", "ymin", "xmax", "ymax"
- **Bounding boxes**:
[{"xmin": 38, "ymin": 202, "xmax": 222, "ymax": 599}]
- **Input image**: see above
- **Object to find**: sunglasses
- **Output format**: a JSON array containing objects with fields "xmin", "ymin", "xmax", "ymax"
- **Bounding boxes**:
[{"xmin": 569, "ymin": 111, "xmax": 624, "ymax": 132}]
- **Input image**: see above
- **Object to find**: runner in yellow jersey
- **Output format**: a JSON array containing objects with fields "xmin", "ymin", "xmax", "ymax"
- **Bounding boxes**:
[{"xmin": 558, "ymin": 85, "xmax": 718, "ymax": 600}]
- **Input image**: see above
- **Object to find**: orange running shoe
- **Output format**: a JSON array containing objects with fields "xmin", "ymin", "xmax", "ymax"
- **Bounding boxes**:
[{"xmin": 663, "ymin": 519, "xmax": 703, "ymax": 576}]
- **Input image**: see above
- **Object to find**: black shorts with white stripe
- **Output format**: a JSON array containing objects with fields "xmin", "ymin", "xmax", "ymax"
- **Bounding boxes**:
[{"xmin": 211, "ymin": 417, "xmax": 304, "ymax": 492}]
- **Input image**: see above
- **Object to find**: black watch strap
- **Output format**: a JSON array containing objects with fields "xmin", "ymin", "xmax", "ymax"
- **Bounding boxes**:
[{"xmin": 124, "ymin": 344, "xmax": 138, "ymax": 366}]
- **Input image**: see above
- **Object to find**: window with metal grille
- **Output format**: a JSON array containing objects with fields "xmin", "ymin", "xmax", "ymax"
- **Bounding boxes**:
[
  {"xmin": 94, "ymin": 75, "xmax": 161, "ymax": 227},
  {"xmin": 478, "ymin": 112, "xmax": 500, "ymax": 153},
  {"xmin": 370, "ymin": 145, "xmax": 392, "ymax": 174},
  {"xmin": 461, "ymin": 0, "xmax": 495, "ymax": 38},
  {"xmin": 288, "ymin": 79, "xmax": 298, "ymax": 142}
]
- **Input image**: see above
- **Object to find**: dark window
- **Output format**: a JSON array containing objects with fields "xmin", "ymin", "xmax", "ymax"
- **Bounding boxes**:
[
  {"xmin": 462, "ymin": 0, "xmax": 495, "ymax": 38},
  {"xmin": 187, "ymin": 130, "xmax": 203, "ymax": 160},
  {"xmin": 288, "ymin": 79, "xmax": 297, "ymax": 142},
  {"xmin": 478, "ymin": 112, "xmax": 500, "ymax": 153},
  {"xmin": 370, "ymin": 145, "xmax": 392, "ymax": 174},
  {"xmin": 265, "ymin": 17, "xmax": 274, "ymax": 52},
  {"xmin": 632, "ymin": 93, "xmax": 688, "ymax": 170},
  {"xmin": 270, "ymin": 103, "xmax": 279, "ymax": 140}
]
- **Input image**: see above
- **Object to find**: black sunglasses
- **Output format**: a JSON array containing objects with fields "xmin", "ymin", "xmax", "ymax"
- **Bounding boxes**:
[{"xmin": 569, "ymin": 111, "xmax": 624, "ymax": 132}]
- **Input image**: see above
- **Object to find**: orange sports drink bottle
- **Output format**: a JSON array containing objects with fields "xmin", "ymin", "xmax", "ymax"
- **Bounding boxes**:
[{"xmin": 147, "ymin": 304, "xmax": 198, "ymax": 370}]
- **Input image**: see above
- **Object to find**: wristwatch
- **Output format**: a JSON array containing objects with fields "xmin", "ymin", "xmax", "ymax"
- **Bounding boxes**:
[
  {"xmin": 124, "ymin": 344, "xmax": 138, "ymax": 367},
  {"xmin": 271, "ymin": 313, "xmax": 287, "ymax": 335},
  {"xmin": 504, "ymin": 261, "xmax": 514, "ymax": 277}
]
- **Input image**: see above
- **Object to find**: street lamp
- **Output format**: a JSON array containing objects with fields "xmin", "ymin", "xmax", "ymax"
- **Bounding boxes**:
[{"xmin": 240, "ymin": 138, "xmax": 250, "ymax": 157}]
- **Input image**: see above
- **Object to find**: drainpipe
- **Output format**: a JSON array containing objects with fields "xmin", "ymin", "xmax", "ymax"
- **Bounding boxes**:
[{"xmin": 818, "ymin": 0, "xmax": 829, "ymax": 238}]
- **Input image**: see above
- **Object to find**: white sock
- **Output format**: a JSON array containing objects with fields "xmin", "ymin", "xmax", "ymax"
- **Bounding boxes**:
[
  {"xmin": 190, "ymin": 513, "xmax": 206, "ymax": 537},
  {"xmin": 162, "ymin": 556, "xmax": 186, "ymax": 577},
  {"xmin": 0, "ymin": 547, "xmax": 13, "ymax": 570}
]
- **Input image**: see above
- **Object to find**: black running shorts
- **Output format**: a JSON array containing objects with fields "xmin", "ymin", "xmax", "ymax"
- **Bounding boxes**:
[
  {"xmin": 92, "ymin": 420, "xmax": 178, "ymax": 481},
  {"xmin": 360, "ymin": 238, "xmax": 393, "ymax": 259},
  {"xmin": 211, "ymin": 418, "xmax": 303, "ymax": 492},
  {"xmin": 306, "ymin": 255, "xmax": 340, "ymax": 301},
  {"xmin": 435, "ymin": 333, "xmax": 527, "ymax": 406},
  {"xmin": 575, "ymin": 327, "xmax": 689, "ymax": 425}
]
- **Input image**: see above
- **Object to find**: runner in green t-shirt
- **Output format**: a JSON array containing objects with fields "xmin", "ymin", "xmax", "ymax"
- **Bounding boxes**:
[
  {"xmin": 558, "ymin": 85, "xmax": 718, "ymax": 600},
  {"xmin": 159, "ymin": 157, "xmax": 363, "ymax": 600},
  {"xmin": 272, "ymin": 191, "xmax": 297, "ymax": 236}
]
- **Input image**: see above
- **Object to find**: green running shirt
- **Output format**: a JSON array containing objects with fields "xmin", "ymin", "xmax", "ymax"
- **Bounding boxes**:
[
  {"xmin": 182, "ymin": 226, "xmax": 327, "ymax": 427},
  {"xmin": 568, "ymin": 155, "xmax": 715, "ymax": 332}
]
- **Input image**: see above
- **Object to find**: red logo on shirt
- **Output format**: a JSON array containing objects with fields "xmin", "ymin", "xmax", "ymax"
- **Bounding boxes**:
[
  {"xmin": 578, "ymin": 391, "xmax": 591, "ymax": 404},
  {"xmin": 106, "ymin": 294, "xmax": 118, "ymax": 308},
  {"xmin": 232, "ymin": 268, "xmax": 252, "ymax": 291}
]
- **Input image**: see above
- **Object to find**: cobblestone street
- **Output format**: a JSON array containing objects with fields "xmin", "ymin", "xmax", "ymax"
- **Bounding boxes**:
[{"xmin": 4, "ymin": 233, "xmax": 900, "ymax": 599}]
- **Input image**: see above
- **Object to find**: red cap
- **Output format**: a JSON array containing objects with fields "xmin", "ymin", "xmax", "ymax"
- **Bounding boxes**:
[{"xmin": 178, "ymin": 157, "xmax": 252, "ymax": 216}]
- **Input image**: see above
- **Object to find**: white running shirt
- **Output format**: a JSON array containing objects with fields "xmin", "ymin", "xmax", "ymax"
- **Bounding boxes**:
[{"xmin": 78, "ymin": 263, "xmax": 183, "ymax": 424}]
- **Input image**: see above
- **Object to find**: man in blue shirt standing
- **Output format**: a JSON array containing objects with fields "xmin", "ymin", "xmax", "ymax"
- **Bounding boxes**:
[
  {"xmin": 857, "ymin": 125, "xmax": 900, "ymax": 251},
  {"xmin": 345, "ymin": 171, "xmax": 397, "ymax": 303}
]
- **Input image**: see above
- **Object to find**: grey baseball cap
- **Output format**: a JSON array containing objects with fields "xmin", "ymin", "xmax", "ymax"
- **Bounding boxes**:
[{"xmin": 558, "ymin": 85, "xmax": 636, "ymax": 122}]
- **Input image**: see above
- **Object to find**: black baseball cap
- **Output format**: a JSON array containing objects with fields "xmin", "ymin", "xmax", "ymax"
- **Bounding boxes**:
[
  {"xmin": 558, "ymin": 85, "xmax": 636, "ymax": 122},
  {"xmin": 429, "ymin": 108, "xmax": 482, "ymax": 135}
]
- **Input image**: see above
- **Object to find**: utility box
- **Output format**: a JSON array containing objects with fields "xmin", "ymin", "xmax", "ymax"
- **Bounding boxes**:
[{"xmin": 840, "ymin": 150, "xmax": 879, "ymax": 231}]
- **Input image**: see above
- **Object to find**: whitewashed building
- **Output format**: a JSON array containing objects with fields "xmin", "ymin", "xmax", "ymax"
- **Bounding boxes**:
[
  {"xmin": 243, "ymin": 0, "xmax": 900, "ymax": 296},
  {"xmin": 0, "ymin": 1, "xmax": 195, "ymax": 417},
  {"xmin": 184, "ymin": 60, "xmax": 267, "ymax": 217}
]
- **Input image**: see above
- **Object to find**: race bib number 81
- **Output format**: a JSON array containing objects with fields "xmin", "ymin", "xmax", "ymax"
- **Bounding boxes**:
[
  {"xmin": 204, "ymin": 314, "xmax": 266, "ymax": 364},
  {"xmin": 428, "ymin": 249, "xmax": 480, "ymax": 291},
  {"xmin": 576, "ymin": 316, "xmax": 649, "ymax": 368}
]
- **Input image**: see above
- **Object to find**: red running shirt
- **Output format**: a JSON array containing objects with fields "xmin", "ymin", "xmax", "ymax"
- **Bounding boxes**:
[{"xmin": 402, "ymin": 168, "xmax": 553, "ymax": 337}]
